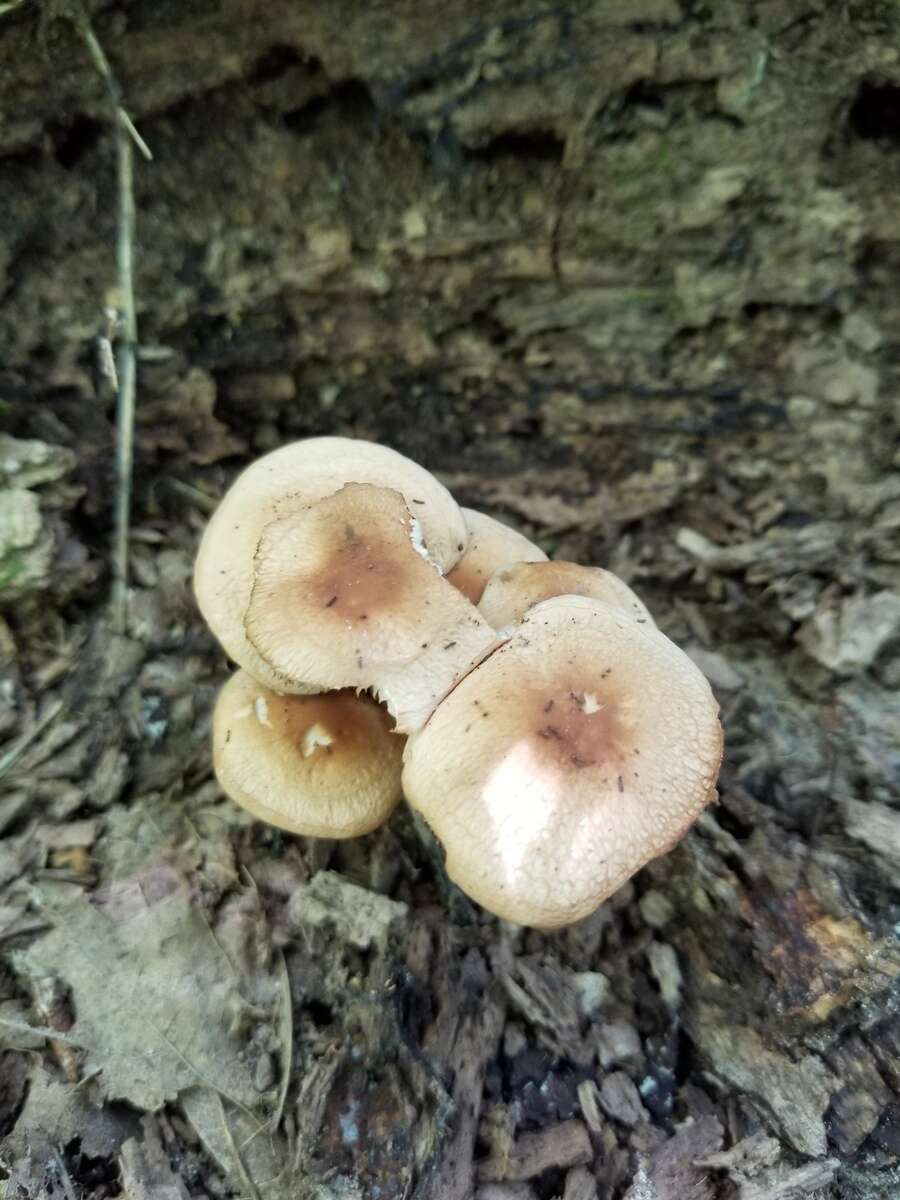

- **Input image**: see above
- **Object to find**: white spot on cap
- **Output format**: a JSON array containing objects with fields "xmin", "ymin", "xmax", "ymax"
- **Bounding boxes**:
[
  {"xmin": 481, "ymin": 742, "xmax": 560, "ymax": 880},
  {"xmin": 301, "ymin": 723, "xmax": 334, "ymax": 757},
  {"xmin": 254, "ymin": 697, "xmax": 272, "ymax": 727},
  {"xmin": 409, "ymin": 515, "xmax": 441, "ymax": 572},
  {"xmin": 580, "ymin": 693, "xmax": 602, "ymax": 715}
]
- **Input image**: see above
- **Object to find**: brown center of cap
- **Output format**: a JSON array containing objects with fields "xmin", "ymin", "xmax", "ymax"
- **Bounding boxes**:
[
  {"xmin": 247, "ymin": 484, "xmax": 457, "ymax": 683},
  {"xmin": 527, "ymin": 679, "xmax": 633, "ymax": 780},
  {"xmin": 313, "ymin": 522, "xmax": 407, "ymax": 626}
]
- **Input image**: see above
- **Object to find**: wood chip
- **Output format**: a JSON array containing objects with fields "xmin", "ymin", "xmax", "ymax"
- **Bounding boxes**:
[
  {"xmin": 442, "ymin": 460, "xmax": 702, "ymax": 534},
  {"xmin": 563, "ymin": 1164, "xmax": 599, "ymax": 1200},
  {"xmin": 690, "ymin": 1009, "xmax": 832, "ymax": 1157},
  {"xmin": 739, "ymin": 1159, "xmax": 840, "ymax": 1200},
  {"xmin": 119, "ymin": 1116, "xmax": 191, "ymax": 1200},
  {"xmin": 476, "ymin": 1186, "xmax": 538, "ymax": 1200},
  {"xmin": 623, "ymin": 1116, "xmax": 723, "ymax": 1200},
  {"xmin": 825, "ymin": 1036, "xmax": 890, "ymax": 1154},
  {"xmin": 840, "ymin": 797, "xmax": 900, "ymax": 866},
  {"xmin": 576, "ymin": 1080, "xmax": 605, "ymax": 1135},
  {"xmin": 596, "ymin": 1021, "xmax": 643, "ymax": 1070},
  {"xmin": 481, "ymin": 1120, "xmax": 592, "ymax": 1182},
  {"xmin": 694, "ymin": 1131, "xmax": 781, "ymax": 1175},
  {"xmin": 288, "ymin": 871, "xmax": 408, "ymax": 949},
  {"xmin": 597, "ymin": 1072, "xmax": 649, "ymax": 1128},
  {"xmin": 433, "ymin": 989, "xmax": 506, "ymax": 1200},
  {"xmin": 501, "ymin": 957, "xmax": 582, "ymax": 1057},
  {"xmin": 37, "ymin": 819, "xmax": 98, "ymax": 849}
]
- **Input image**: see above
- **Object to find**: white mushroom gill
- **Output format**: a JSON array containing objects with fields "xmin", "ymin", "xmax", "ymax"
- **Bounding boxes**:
[{"xmin": 301, "ymin": 723, "xmax": 334, "ymax": 757}]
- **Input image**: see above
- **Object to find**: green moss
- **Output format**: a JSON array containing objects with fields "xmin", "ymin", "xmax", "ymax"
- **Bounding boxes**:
[{"xmin": 0, "ymin": 547, "xmax": 26, "ymax": 589}]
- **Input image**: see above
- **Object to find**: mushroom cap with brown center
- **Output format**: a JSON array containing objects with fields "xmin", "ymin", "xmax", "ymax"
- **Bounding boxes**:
[
  {"xmin": 479, "ymin": 560, "xmax": 654, "ymax": 631},
  {"xmin": 213, "ymin": 669, "xmax": 403, "ymax": 838},
  {"xmin": 402, "ymin": 595, "xmax": 722, "ymax": 928},
  {"xmin": 244, "ymin": 482, "xmax": 497, "ymax": 732},
  {"xmin": 447, "ymin": 508, "xmax": 548, "ymax": 603},
  {"xmin": 194, "ymin": 438, "xmax": 467, "ymax": 690}
]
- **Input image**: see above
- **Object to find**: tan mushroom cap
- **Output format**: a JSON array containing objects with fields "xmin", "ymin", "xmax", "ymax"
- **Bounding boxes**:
[
  {"xmin": 213, "ymin": 669, "xmax": 403, "ymax": 838},
  {"xmin": 479, "ymin": 560, "xmax": 655, "ymax": 631},
  {"xmin": 402, "ymin": 595, "xmax": 723, "ymax": 929},
  {"xmin": 194, "ymin": 438, "xmax": 467, "ymax": 691},
  {"xmin": 244, "ymin": 483, "xmax": 498, "ymax": 733},
  {"xmin": 447, "ymin": 508, "xmax": 548, "ymax": 603}
]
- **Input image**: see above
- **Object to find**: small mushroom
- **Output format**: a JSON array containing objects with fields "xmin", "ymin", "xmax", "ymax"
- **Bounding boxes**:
[
  {"xmin": 402, "ymin": 595, "xmax": 722, "ymax": 928},
  {"xmin": 213, "ymin": 669, "xmax": 403, "ymax": 837},
  {"xmin": 244, "ymin": 483, "xmax": 498, "ymax": 733},
  {"xmin": 194, "ymin": 437, "xmax": 468, "ymax": 692},
  {"xmin": 479, "ymin": 560, "xmax": 654, "ymax": 631},
  {"xmin": 446, "ymin": 507, "xmax": 548, "ymax": 603}
]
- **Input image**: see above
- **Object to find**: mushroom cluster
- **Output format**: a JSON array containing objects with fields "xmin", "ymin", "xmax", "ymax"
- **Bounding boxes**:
[{"xmin": 195, "ymin": 437, "xmax": 723, "ymax": 929}]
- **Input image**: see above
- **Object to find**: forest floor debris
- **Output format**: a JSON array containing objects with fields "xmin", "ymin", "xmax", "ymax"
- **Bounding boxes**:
[{"xmin": 2, "ymin": 1, "xmax": 900, "ymax": 1196}]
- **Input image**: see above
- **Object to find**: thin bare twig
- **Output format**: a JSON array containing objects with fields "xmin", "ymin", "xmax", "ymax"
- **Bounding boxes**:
[
  {"xmin": 216, "ymin": 1100, "xmax": 263, "ymax": 1200},
  {"xmin": 74, "ymin": 16, "xmax": 152, "ymax": 633},
  {"xmin": 273, "ymin": 950, "xmax": 293, "ymax": 1130},
  {"xmin": 77, "ymin": 24, "xmax": 153, "ymax": 165},
  {"xmin": 161, "ymin": 476, "xmax": 220, "ymax": 514},
  {"xmin": 0, "ymin": 697, "xmax": 64, "ymax": 779},
  {"xmin": 51, "ymin": 1150, "xmax": 78, "ymax": 1200},
  {"xmin": 0, "ymin": 1017, "xmax": 82, "ymax": 1046}
]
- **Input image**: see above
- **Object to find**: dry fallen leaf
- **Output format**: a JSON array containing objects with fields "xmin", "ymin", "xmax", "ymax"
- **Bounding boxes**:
[{"xmin": 13, "ymin": 866, "xmax": 273, "ymax": 1111}]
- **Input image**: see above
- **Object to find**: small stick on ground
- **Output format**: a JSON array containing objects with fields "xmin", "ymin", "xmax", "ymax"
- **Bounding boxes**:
[
  {"xmin": 110, "ymin": 118, "xmax": 136, "ymax": 633},
  {"xmin": 0, "ymin": 697, "xmax": 64, "ymax": 779},
  {"xmin": 50, "ymin": 1150, "xmax": 79, "ymax": 1200},
  {"xmin": 273, "ymin": 950, "xmax": 293, "ymax": 1130},
  {"xmin": 73, "ymin": 12, "xmax": 152, "ymax": 632}
]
